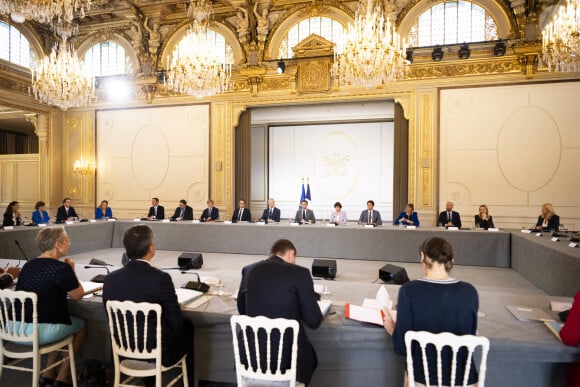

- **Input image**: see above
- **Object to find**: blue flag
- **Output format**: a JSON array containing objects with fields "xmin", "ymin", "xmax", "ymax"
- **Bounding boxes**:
[
  {"xmin": 306, "ymin": 183, "xmax": 311, "ymax": 201},
  {"xmin": 299, "ymin": 183, "xmax": 305, "ymax": 208}
]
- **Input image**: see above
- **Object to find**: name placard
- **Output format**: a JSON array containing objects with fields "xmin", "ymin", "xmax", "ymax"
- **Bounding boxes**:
[
  {"xmin": 192, "ymin": 220, "xmax": 200, "ymax": 223},
  {"xmin": 487, "ymin": 228, "xmax": 499, "ymax": 232},
  {"xmin": 290, "ymin": 222, "xmax": 300, "ymax": 227},
  {"xmin": 364, "ymin": 224, "xmax": 374, "ymax": 229},
  {"xmin": 447, "ymin": 226, "xmax": 459, "ymax": 231},
  {"xmin": 89, "ymin": 219, "xmax": 96, "ymax": 223},
  {"xmin": 569, "ymin": 243, "xmax": 578, "ymax": 248},
  {"xmin": 3, "ymin": 226, "xmax": 13, "ymax": 230},
  {"xmin": 535, "ymin": 233, "xmax": 542, "ymax": 237},
  {"xmin": 38, "ymin": 223, "xmax": 47, "ymax": 228},
  {"xmin": 326, "ymin": 223, "xmax": 336, "ymax": 227},
  {"xmin": 224, "ymin": 220, "xmax": 232, "ymax": 224},
  {"xmin": 133, "ymin": 218, "xmax": 141, "ymax": 222},
  {"xmin": 255, "ymin": 221, "xmax": 265, "ymax": 226},
  {"xmin": 521, "ymin": 229, "xmax": 532, "ymax": 234},
  {"xmin": 107, "ymin": 218, "xmax": 116, "ymax": 222},
  {"xmin": 406, "ymin": 225, "xmax": 417, "ymax": 230},
  {"xmin": 65, "ymin": 221, "xmax": 74, "ymax": 225},
  {"xmin": 551, "ymin": 237, "xmax": 559, "ymax": 242}
]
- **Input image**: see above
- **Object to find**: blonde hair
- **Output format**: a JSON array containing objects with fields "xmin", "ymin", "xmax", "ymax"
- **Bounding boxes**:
[
  {"xmin": 542, "ymin": 203, "xmax": 555, "ymax": 219},
  {"xmin": 479, "ymin": 204, "xmax": 489, "ymax": 216}
]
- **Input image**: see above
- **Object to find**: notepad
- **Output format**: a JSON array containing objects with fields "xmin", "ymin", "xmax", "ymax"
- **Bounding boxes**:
[
  {"xmin": 318, "ymin": 300, "xmax": 331, "ymax": 317},
  {"xmin": 505, "ymin": 305, "xmax": 555, "ymax": 322},
  {"xmin": 80, "ymin": 281, "xmax": 103, "ymax": 296},
  {"xmin": 175, "ymin": 288, "xmax": 204, "ymax": 306}
]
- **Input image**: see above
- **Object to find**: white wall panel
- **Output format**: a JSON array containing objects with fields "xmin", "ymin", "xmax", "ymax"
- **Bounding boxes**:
[{"xmin": 96, "ymin": 105, "xmax": 209, "ymax": 219}]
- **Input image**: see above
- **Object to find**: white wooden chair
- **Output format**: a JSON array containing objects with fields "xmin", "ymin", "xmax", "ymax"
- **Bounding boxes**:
[
  {"xmin": 105, "ymin": 300, "xmax": 188, "ymax": 387},
  {"xmin": 404, "ymin": 331, "xmax": 490, "ymax": 387},
  {"xmin": 0, "ymin": 289, "xmax": 78, "ymax": 387},
  {"xmin": 230, "ymin": 315, "xmax": 304, "ymax": 387}
]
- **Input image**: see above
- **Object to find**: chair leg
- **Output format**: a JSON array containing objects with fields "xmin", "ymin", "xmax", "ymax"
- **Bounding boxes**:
[
  {"xmin": 68, "ymin": 342, "xmax": 78, "ymax": 387},
  {"xmin": 0, "ymin": 343, "xmax": 3, "ymax": 381},
  {"xmin": 181, "ymin": 357, "xmax": 189, "ymax": 387},
  {"xmin": 32, "ymin": 353, "xmax": 40, "ymax": 387}
]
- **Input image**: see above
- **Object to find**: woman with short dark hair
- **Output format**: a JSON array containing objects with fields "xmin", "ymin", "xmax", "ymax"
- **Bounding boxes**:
[
  {"xmin": 383, "ymin": 237, "xmax": 479, "ymax": 386},
  {"xmin": 16, "ymin": 227, "xmax": 85, "ymax": 386},
  {"xmin": 32, "ymin": 200, "xmax": 51, "ymax": 224},
  {"xmin": 329, "ymin": 201, "xmax": 348, "ymax": 225}
]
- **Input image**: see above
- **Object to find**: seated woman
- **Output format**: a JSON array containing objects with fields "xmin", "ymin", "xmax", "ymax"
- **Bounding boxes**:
[
  {"xmin": 560, "ymin": 290, "xmax": 580, "ymax": 387},
  {"xmin": 2, "ymin": 201, "xmax": 22, "ymax": 227},
  {"xmin": 95, "ymin": 200, "xmax": 113, "ymax": 220},
  {"xmin": 474, "ymin": 204, "xmax": 495, "ymax": 229},
  {"xmin": 394, "ymin": 203, "xmax": 420, "ymax": 227},
  {"xmin": 383, "ymin": 237, "xmax": 479, "ymax": 386},
  {"xmin": 16, "ymin": 227, "xmax": 86, "ymax": 387},
  {"xmin": 32, "ymin": 201, "xmax": 51, "ymax": 224},
  {"xmin": 329, "ymin": 202, "xmax": 348, "ymax": 225},
  {"xmin": 535, "ymin": 202, "xmax": 560, "ymax": 231}
]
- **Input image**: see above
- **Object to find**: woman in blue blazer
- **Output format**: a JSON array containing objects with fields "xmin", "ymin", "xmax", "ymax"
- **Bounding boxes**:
[
  {"xmin": 32, "ymin": 201, "xmax": 51, "ymax": 224},
  {"xmin": 95, "ymin": 200, "xmax": 113, "ymax": 219},
  {"xmin": 394, "ymin": 203, "xmax": 420, "ymax": 226}
]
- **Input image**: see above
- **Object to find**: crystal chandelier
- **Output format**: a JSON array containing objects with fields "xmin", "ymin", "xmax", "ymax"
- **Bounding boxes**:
[
  {"xmin": 30, "ymin": 38, "xmax": 94, "ymax": 110},
  {"xmin": 167, "ymin": 1, "xmax": 232, "ymax": 99},
  {"xmin": 333, "ymin": 0, "xmax": 407, "ymax": 89},
  {"xmin": 187, "ymin": 0, "xmax": 213, "ymax": 30},
  {"xmin": 0, "ymin": 0, "xmax": 92, "ymax": 24},
  {"xmin": 542, "ymin": 0, "xmax": 580, "ymax": 72},
  {"xmin": 166, "ymin": 27, "xmax": 232, "ymax": 99}
]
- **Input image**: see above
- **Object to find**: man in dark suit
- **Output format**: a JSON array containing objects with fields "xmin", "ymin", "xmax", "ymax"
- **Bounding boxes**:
[
  {"xmin": 294, "ymin": 200, "xmax": 316, "ymax": 224},
  {"xmin": 358, "ymin": 200, "xmax": 382, "ymax": 226},
  {"xmin": 56, "ymin": 198, "xmax": 79, "ymax": 222},
  {"xmin": 170, "ymin": 199, "xmax": 194, "ymax": 221},
  {"xmin": 237, "ymin": 239, "xmax": 322, "ymax": 385},
  {"xmin": 200, "ymin": 199, "xmax": 219, "ymax": 221},
  {"xmin": 260, "ymin": 198, "xmax": 281, "ymax": 223},
  {"xmin": 147, "ymin": 197, "xmax": 165, "ymax": 220},
  {"xmin": 438, "ymin": 201, "xmax": 462, "ymax": 228},
  {"xmin": 102, "ymin": 225, "xmax": 193, "ymax": 385},
  {"xmin": 231, "ymin": 199, "xmax": 252, "ymax": 223}
]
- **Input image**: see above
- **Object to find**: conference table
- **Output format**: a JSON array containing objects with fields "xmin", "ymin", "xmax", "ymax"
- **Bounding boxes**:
[
  {"xmin": 0, "ymin": 220, "xmax": 511, "ymax": 267},
  {"xmin": 1, "ymin": 221, "xmax": 579, "ymax": 386}
]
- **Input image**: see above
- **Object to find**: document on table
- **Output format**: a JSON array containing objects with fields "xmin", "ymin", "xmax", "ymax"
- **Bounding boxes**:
[
  {"xmin": 345, "ymin": 286, "xmax": 396, "ymax": 326},
  {"xmin": 81, "ymin": 281, "xmax": 103, "ymax": 296},
  {"xmin": 318, "ymin": 300, "xmax": 331, "ymax": 317},
  {"xmin": 505, "ymin": 305, "xmax": 555, "ymax": 322},
  {"xmin": 175, "ymin": 288, "xmax": 204, "ymax": 306},
  {"xmin": 550, "ymin": 301, "xmax": 572, "ymax": 312}
]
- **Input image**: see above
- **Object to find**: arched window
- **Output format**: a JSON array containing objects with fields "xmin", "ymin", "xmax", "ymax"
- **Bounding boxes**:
[
  {"xmin": 84, "ymin": 41, "xmax": 130, "ymax": 76},
  {"xmin": 172, "ymin": 28, "xmax": 233, "ymax": 65},
  {"xmin": 0, "ymin": 21, "xmax": 34, "ymax": 68},
  {"xmin": 278, "ymin": 17, "xmax": 345, "ymax": 58},
  {"xmin": 407, "ymin": 1, "xmax": 498, "ymax": 47}
]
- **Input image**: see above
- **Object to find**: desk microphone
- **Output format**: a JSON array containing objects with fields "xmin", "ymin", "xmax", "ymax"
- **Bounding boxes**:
[
  {"xmin": 84, "ymin": 266, "xmax": 110, "ymax": 283},
  {"xmin": 89, "ymin": 258, "xmax": 113, "ymax": 266},
  {"xmin": 14, "ymin": 240, "xmax": 28, "ymax": 265},
  {"xmin": 181, "ymin": 272, "xmax": 209, "ymax": 292}
]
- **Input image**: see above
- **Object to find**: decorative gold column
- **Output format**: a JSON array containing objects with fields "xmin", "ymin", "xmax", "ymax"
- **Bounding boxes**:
[
  {"xmin": 415, "ymin": 88, "xmax": 438, "ymax": 225},
  {"xmin": 210, "ymin": 102, "xmax": 235, "ymax": 218},
  {"xmin": 62, "ymin": 110, "xmax": 95, "ymax": 215},
  {"xmin": 26, "ymin": 113, "xmax": 51, "ymax": 204}
]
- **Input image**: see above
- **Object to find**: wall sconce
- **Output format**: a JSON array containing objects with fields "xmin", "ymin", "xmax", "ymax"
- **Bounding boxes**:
[
  {"xmin": 73, "ymin": 158, "xmax": 96, "ymax": 178},
  {"xmin": 493, "ymin": 41, "xmax": 506, "ymax": 57},
  {"xmin": 458, "ymin": 43, "xmax": 471, "ymax": 59},
  {"xmin": 277, "ymin": 60, "xmax": 286, "ymax": 74},
  {"xmin": 432, "ymin": 46, "xmax": 444, "ymax": 61},
  {"xmin": 405, "ymin": 48, "xmax": 414, "ymax": 64}
]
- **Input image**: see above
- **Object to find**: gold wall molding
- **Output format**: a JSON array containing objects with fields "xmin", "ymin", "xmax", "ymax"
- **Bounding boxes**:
[{"xmin": 416, "ymin": 90, "xmax": 436, "ymax": 214}]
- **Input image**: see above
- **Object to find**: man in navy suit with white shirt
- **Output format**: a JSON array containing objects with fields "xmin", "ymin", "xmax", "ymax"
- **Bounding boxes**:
[
  {"xmin": 231, "ymin": 199, "xmax": 252, "ymax": 222},
  {"xmin": 260, "ymin": 198, "xmax": 281, "ymax": 223},
  {"xmin": 438, "ymin": 201, "xmax": 462, "ymax": 228},
  {"xmin": 147, "ymin": 197, "xmax": 165, "ymax": 220},
  {"xmin": 200, "ymin": 199, "xmax": 219, "ymax": 221}
]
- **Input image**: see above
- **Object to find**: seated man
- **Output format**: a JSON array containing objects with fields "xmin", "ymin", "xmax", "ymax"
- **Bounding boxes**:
[
  {"xmin": 438, "ymin": 201, "xmax": 462, "ymax": 228},
  {"xmin": 237, "ymin": 239, "xmax": 323, "ymax": 385},
  {"xmin": 200, "ymin": 199, "xmax": 219, "ymax": 222},
  {"xmin": 294, "ymin": 200, "xmax": 316, "ymax": 224},
  {"xmin": 102, "ymin": 225, "xmax": 194, "ymax": 385},
  {"xmin": 260, "ymin": 198, "xmax": 281, "ymax": 223},
  {"xmin": 171, "ymin": 199, "xmax": 194, "ymax": 221},
  {"xmin": 56, "ymin": 198, "xmax": 79, "ymax": 222},
  {"xmin": 358, "ymin": 200, "xmax": 382, "ymax": 226},
  {"xmin": 232, "ymin": 199, "xmax": 252, "ymax": 223},
  {"xmin": 147, "ymin": 197, "xmax": 165, "ymax": 220}
]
